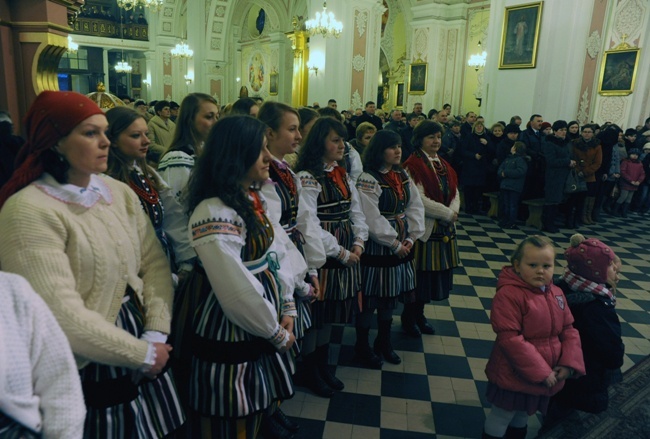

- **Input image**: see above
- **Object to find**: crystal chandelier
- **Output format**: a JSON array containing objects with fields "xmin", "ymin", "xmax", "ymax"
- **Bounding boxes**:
[
  {"xmin": 116, "ymin": 0, "xmax": 163, "ymax": 12},
  {"xmin": 171, "ymin": 41, "xmax": 194, "ymax": 59},
  {"xmin": 467, "ymin": 51, "xmax": 487, "ymax": 71},
  {"xmin": 115, "ymin": 60, "xmax": 133, "ymax": 73},
  {"xmin": 306, "ymin": 2, "xmax": 343, "ymax": 38}
]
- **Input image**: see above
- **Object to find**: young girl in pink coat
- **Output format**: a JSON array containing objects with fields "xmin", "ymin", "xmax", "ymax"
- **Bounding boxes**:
[
  {"xmin": 483, "ymin": 236, "xmax": 585, "ymax": 439},
  {"xmin": 614, "ymin": 147, "xmax": 645, "ymax": 217}
]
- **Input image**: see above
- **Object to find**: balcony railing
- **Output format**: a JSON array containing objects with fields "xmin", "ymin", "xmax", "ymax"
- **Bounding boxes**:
[{"xmin": 72, "ymin": 17, "xmax": 148, "ymax": 41}]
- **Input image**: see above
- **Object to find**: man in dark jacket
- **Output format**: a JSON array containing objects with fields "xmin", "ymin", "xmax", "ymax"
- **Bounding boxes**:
[
  {"xmin": 355, "ymin": 101, "xmax": 383, "ymax": 131},
  {"xmin": 519, "ymin": 114, "xmax": 545, "ymax": 200},
  {"xmin": 399, "ymin": 112, "xmax": 420, "ymax": 162}
]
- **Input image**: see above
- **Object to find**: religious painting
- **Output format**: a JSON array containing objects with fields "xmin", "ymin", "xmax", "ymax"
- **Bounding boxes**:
[
  {"xmin": 498, "ymin": 2, "xmax": 543, "ymax": 69},
  {"xmin": 395, "ymin": 82, "xmax": 404, "ymax": 108},
  {"xmin": 131, "ymin": 73, "xmax": 142, "ymax": 89},
  {"xmin": 248, "ymin": 52, "xmax": 265, "ymax": 92},
  {"xmin": 408, "ymin": 62, "xmax": 427, "ymax": 95},
  {"xmin": 598, "ymin": 46, "xmax": 640, "ymax": 96},
  {"xmin": 269, "ymin": 72, "xmax": 279, "ymax": 96}
]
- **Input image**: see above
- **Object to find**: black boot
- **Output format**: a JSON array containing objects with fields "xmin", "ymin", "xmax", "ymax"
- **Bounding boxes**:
[
  {"xmin": 374, "ymin": 319, "xmax": 401, "ymax": 364},
  {"xmin": 261, "ymin": 412, "xmax": 295, "ymax": 439},
  {"xmin": 315, "ymin": 344, "xmax": 344, "ymax": 391},
  {"xmin": 354, "ymin": 327, "xmax": 383, "ymax": 369},
  {"xmin": 564, "ymin": 208, "xmax": 576, "ymax": 229},
  {"xmin": 299, "ymin": 350, "xmax": 334, "ymax": 398},
  {"xmin": 621, "ymin": 202, "xmax": 630, "ymax": 218},
  {"xmin": 415, "ymin": 302, "xmax": 435, "ymax": 335},
  {"xmin": 273, "ymin": 408, "xmax": 300, "ymax": 433},
  {"xmin": 542, "ymin": 205, "xmax": 559, "ymax": 233},
  {"xmin": 504, "ymin": 425, "xmax": 527, "ymax": 439},
  {"xmin": 401, "ymin": 302, "xmax": 421, "ymax": 338},
  {"xmin": 613, "ymin": 202, "xmax": 623, "ymax": 217}
]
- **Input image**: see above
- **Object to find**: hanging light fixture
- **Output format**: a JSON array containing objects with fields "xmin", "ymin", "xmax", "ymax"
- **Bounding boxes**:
[
  {"xmin": 467, "ymin": 8, "xmax": 487, "ymax": 71},
  {"xmin": 115, "ymin": 14, "xmax": 132, "ymax": 73},
  {"xmin": 305, "ymin": 1, "xmax": 343, "ymax": 38},
  {"xmin": 115, "ymin": 60, "xmax": 133, "ymax": 73},
  {"xmin": 171, "ymin": 41, "xmax": 194, "ymax": 59},
  {"xmin": 468, "ymin": 51, "xmax": 487, "ymax": 71},
  {"xmin": 116, "ymin": 0, "xmax": 163, "ymax": 13}
]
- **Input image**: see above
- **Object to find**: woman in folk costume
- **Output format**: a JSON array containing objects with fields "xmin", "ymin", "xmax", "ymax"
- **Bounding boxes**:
[
  {"xmin": 401, "ymin": 120, "xmax": 461, "ymax": 337},
  {"xmin": 0, "ymin": 91, "xmax": 182, "ymax": 438},
  {"xmin": 295, "ymin": 117, "xmax": 368, "ymax": 396},
  {"xmin": 258, "ymin": 101, "xmax": 326, "ymax": 435},
  {"xmin": 105, "ymin": 106, "xmax": 193, "ymax": 278},
  {"xmin": 355, "ymin": 130, "xmax": 425, "ymax": 367},
  {"xmin": 157, "ymin": 93, "xmax": 219, "ymax": 282},
  {"xmin": 183, "ymin": 115, "xmax": 299, "ymax": 438}
]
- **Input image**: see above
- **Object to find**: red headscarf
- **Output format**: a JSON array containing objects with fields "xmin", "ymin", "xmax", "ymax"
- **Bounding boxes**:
[{"xmin": 0, "ymin": 91, "xmax": 104, "ymax": 207}]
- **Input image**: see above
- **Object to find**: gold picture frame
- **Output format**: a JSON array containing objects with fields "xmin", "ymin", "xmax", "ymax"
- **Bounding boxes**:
[
  {"xmin": 269, "ymin": 72, "xmax": 279, "ymax": 96},
  {"xmin": 395, "ymin": 82, "xmax": 404, "ymax": 108},
  {"xmin": 498, "ymin": 2, "xmax": 543, "ymax": 69},
  {"xmin": 408, "ymin": 62, "xmax": 427, "ymax": 95},
  {"xmin": 598, "ymin": 44, "xmax": 640, "ymax": 96}
]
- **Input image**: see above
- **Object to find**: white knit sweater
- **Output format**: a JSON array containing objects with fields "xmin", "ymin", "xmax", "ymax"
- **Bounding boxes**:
[
  {"xmin": 0, "ymin": 272, "xmax": 86, "ymax": 438},
  {"xmin": 0, "ymin": 174, "xmax": 174, "ymax": 369}
]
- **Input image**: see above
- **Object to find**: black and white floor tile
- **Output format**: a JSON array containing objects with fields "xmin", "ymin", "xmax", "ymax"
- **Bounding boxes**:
[{"xmin": 281, "ymin": 212, "xmax": 650, "ymax": 438}]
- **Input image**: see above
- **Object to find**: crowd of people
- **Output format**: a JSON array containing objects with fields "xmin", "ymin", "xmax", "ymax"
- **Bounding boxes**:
[{"xmin": 0, "ymin": 91, "xmax": 637, "ymax": 438}]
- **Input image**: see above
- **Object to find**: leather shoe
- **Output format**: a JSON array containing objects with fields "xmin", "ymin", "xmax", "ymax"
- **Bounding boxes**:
[
  {"xmin": 261, "ymin": 414, "xmax": 294, "ymax": 439},
  {"xmin": 416, "ymin": 316, "xmax": 435, "ymax": 335},
  {"xmin": 401, "ymin": 313, "xmax": 422, "ymax": 338},
  {"xmin": 273, "ymin": 408, "xmax": 299, "ymax": 433}
]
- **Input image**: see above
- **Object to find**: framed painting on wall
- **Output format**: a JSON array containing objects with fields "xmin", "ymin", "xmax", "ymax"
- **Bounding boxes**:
[
  {"xmin": 396, "ymin": 82, "xmax": 404, "ymax": 108},
  {"xmin": 269, "ymin": 72, "xmax": 279, "ymax": 96},
  {"xmin": 498, "ymin": 2, "xmax": 544, "ymax": 69},
  {"xmin": 408, "ymin": 62, "xmax": 427, "ymax": 95},
  {"xmin": 598, "ymin": 44, "xmax": 640, "ymax": 96}
]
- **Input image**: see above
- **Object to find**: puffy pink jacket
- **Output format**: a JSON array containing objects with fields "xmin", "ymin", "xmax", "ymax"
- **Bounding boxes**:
[
  {"xmin": 485, "ymin": 267, "xmax": 585, "ymax": 396},
  {"xmin": 619, "ymin": 159, "xmax": 645, "ymax": 191}
]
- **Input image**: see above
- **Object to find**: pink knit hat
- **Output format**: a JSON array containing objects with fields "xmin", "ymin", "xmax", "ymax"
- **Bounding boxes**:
[{"xmin": 564, "ymin": 234, "xmax": 615, "ymax": 284}]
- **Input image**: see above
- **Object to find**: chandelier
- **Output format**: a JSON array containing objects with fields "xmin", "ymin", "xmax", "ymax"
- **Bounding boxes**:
[
  {"xmin": 115, "ymin": 60, "xmax": 133, "ymax": 73},
  {"xmin": 468, "ymin": 51, "xmax": 487, "ymax": 71},
  {"xmin": 171, "ymin": 41, "xmax": 194, "ymax": 58},
  {"xmin": 306, "ymin": 2, "xmax": 342, "ymax": 38},
  {"xmin": 116, "ymin": 0, "xmax": 163, "ymax": 12}
]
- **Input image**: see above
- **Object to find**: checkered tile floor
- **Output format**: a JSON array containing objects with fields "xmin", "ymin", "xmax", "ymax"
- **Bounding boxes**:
[{"xmin": 281, "ymin": 211, "xmax": 650, "ymax": 438}]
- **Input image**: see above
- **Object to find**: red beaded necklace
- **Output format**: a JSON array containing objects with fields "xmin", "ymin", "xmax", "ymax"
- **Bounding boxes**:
[{"xmin": 129, "ymin": 173, "xmax": 160, "ymax": 205}]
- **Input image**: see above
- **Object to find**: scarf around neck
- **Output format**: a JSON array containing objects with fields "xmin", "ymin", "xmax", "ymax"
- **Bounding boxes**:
[{"xmin": 560, "ymin": 267, "xmax": 616, "ymax": 306}]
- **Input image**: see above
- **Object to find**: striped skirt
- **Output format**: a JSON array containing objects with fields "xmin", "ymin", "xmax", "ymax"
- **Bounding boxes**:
[
  {"xmin": 412, "ymin": 220, "xmax": 459, "ymax": 303},
  {"xmin": 189, "ymin": 266, "xmax": 294, "ymax": 421},
  {"xmin": 361, "ymin": 238, "xmax": 416, "ymax": 311},
  {"xmin": 0, "ymin": 413, "xmax": 40, "ymax": 439},
  {"xmin": 315, "ymin": 219, "xmax": 361, "ymax": 327},
  {"xmin": 413, "ymin": 220, "xmax": 459, "ymax": 272},
  {"xmin": 80, "ymin": 289, "xmax": 185, "ymax": 439},
  {"xmin": 287, "ymin": 226, "xmax": 312, "ymax": 340},
  {"xmin": 293, "ymin": 295, "xmax": 313, "ymax": 340}
]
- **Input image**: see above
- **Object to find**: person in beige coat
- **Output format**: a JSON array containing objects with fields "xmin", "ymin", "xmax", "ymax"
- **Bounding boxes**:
[{"xmin": 147, "ymin": 99, "xmax": 176, "ymax": 165}]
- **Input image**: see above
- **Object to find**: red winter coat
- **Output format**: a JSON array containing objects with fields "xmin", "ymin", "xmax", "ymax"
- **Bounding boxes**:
[
  {"xmin": 485, "ymin": 267, "xmax": 585, "ymax": 396},
  {"xmin": 619, "ymin": 158, "xmax": 645, "ymax": 191}
]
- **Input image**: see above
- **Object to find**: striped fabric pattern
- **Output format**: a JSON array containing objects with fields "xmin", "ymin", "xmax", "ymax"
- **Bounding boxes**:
[
  {"xmin": 269, "ymin": 163, "xmax": 312, "ymax": 340},
  {"xmin": 361, "ymin": 170, "xmax": 416, "ymax": 311},
  {"xmin": 80, "ymin": 290, "xmax": 185, "ymax": 439},
  {"xmin": 0, "ymin": 413, "xmax": 40, "ymax": 439},
  {"xmin": 189, "ymin": 213, "xmax": 294, "ymax": 421},
  {"xmin": 314, "ymin": 175, "xmax": 361, "ymax": 326}
]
